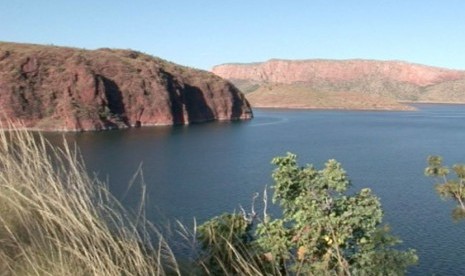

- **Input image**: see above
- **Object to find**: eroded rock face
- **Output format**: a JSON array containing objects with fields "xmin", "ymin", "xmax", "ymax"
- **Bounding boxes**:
[
  {"xmin": 0, "ymin": 42, "xmax": 252, "ymax": 131},
  {"xmin": 213, "ymin": 59, "xmax": 465, "ymax": 86},
  {"xmin": 212, "ymin": 59, "xmax": 465, "ymax": 109}
]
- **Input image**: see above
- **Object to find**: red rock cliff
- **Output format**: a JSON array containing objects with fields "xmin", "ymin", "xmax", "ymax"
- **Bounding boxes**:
[
  {"xmin": 213, "ymin": 59, "xmax": 465, "ymax": 86},
  {"xmin": 0, "ymin": 42, "xmax": 252, "ymax": 131},
  {"xmin": 212, "ymin": 59, "xmax": 465, "ymax": 107}
]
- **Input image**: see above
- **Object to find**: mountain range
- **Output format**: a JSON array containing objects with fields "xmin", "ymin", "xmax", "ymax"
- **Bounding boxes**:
[{"xmin": 212, "ymin": 59, "xmax": 465, "ymax": 110}]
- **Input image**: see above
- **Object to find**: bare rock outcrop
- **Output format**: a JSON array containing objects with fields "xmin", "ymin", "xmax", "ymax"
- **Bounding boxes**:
[
  {"xmin": 0, "ymin": 42, "xmax": 252, "ymax": 131},
  {"xmin": 212, "ymin": 59, "xmax": 465, "ymax": 110}
]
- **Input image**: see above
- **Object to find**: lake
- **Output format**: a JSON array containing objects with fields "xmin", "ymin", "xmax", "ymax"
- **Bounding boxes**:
[{"xmin": 44, "ymin": 104, "xmax": 465, "ymax": 275}]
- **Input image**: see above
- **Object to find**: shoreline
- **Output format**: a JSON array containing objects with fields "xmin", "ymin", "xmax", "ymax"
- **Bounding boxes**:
[
  {"xmin": 249, "ymin": 105, "xmax": 416, "ymax": 112},
  {"xmin": 250, "ymin": 101, "xmax": 465, "ymax": 112},
  {"xmin": 0, "ymin": 115, "xmax": 253, "ymax": 133}
]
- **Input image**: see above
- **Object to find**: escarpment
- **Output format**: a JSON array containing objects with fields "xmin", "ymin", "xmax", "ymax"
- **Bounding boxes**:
[
  {"xmin": 212, "ymin": 59, "xmax": 465, "ymax": 110},
  {"xmin": 0, "ymin": 42, "xmax": 252, "ymax": 131}
]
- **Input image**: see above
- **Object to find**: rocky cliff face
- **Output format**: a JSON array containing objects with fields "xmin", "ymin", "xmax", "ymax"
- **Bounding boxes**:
[
  {"xmin": 212, "ymin": 59, "xmax": 465, "ymax": 110},
  {"xmin": 0, "ymin": 42, "xmax": 252, "ymax": 131}
]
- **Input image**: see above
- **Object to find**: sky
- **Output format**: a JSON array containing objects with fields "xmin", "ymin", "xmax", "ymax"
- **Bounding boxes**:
[{"xmin": 1, "ymin": 0, "xmax": 465, "ymax": 70}]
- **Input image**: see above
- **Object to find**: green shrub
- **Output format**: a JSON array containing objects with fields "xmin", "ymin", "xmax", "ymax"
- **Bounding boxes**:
[
  {"xmin": 426, "ymin": 155, "xmax": 465, "ymax": 221},
  {"xmin": 198, "ymin": 153, "xmax": 418, "ymax": 275}
]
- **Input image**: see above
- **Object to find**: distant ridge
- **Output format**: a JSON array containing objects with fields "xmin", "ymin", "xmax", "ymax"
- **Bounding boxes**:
[{"xmin": 212, "ymin": 59, "xmax": 465, "ymax": 110}]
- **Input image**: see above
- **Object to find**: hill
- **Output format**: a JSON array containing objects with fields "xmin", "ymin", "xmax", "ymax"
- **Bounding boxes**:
[
  {"xmin": 212, "ymin": 59, "xmax": 465, "ymax": 110},
  {"xmin": 0, "ymin": 42, "xmax": 252, "ymax": 131}
]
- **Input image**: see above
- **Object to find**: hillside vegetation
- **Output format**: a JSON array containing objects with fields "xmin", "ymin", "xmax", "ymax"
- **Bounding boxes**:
[{"xmin": 212, "ymin": 59, "xmax": 465, "ymax": 110}]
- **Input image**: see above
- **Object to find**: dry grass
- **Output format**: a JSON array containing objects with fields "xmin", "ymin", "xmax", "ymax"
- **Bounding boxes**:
[
  {"xmin": 0, "ymin": 124, "xmax": 283, "ymax": 276},
  {"xmin": 176, "ymin": 218, "xmax": 276, "ymax": 276},
  {"xmin": 0, "ymin": 125, "xmax": 179, "ymax": 275}
]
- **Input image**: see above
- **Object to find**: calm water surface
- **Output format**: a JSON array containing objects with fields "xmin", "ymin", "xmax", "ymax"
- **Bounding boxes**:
[{"xmin": 45, "ymin": 104, "xmax": 465, "ymax": 275}]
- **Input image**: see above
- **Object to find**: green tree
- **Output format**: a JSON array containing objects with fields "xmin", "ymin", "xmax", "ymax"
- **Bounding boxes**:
[
  {"xmin": 197, "ymin": 153, "xmax": 417, "ymax": 275},
  {"xmin": 425, "ymin": 155, "xmax": 465, "ymax": 220}
]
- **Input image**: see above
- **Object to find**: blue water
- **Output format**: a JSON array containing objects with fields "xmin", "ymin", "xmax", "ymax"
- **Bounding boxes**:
[{"xmin": 44, "ymin": 104, "xmax": 465, "ymax": 275}]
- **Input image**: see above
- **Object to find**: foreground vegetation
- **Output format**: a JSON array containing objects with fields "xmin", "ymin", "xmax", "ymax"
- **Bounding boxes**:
[
  {"xmin": 0, "ymin": 127, "xmax": 418, "ymax": 275},
  {"xmin": 0, "ymin": 128, "xmax": 178, "ymax": 275},
  {"xmin": 198, "ymin": 153, "xmax": 418, "ymax": 275}
]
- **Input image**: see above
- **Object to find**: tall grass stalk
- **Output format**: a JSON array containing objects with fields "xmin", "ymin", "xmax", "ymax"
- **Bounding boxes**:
[
  {"xmin": 0, "ymin": 125, "xmax": 286, "ymax": 276},
  {"xmin": 0, "ymin": 126, "xmax": 179, "ymax": 275}
]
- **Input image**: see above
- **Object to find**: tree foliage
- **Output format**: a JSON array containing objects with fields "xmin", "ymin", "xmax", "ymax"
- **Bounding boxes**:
[
  {"xmin": 197, "ymin": 153, "xmax": 417, "ymax": 275},
  {"xmin": 425, "ymin": 155, "xmax": 465, "ymax": 220}
]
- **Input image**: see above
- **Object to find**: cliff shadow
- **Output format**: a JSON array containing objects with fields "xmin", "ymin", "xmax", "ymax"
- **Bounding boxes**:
[
  {"xmin": 182, "ymin": 84, "xmax": 215, "ymax": 123},
  {"xmin": 163, "ymin": 72, "xmax": 214, "ymax": 124},
  {"xmin": 97, "ymin": 75, "xmax": 130, "ymax": 128},
  {"xmin": 229, "ymin": 83, "xmax": 252, "ymax": 120}
]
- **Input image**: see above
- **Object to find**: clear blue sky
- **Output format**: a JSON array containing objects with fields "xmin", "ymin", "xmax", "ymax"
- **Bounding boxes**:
[{"xmin": 2, "ymin": 0, "xmax": 465, "ymax": 70}]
